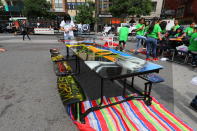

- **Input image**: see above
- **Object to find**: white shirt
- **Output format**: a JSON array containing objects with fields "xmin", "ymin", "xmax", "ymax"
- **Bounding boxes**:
[{"xmin": 60, "ymin": 20, "xmax": 75, "ymax": 37}]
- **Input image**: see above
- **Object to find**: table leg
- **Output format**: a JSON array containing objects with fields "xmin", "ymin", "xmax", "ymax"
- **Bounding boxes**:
[
  {"xmin": 122, "ymin": 79, "xmax": 127, "ymax": 97},
  {"xmin": 131, "ymin": 76, "xmax": 134, "ymax": 88},
  {"xmin": 99, "ymin": 78, "xmax": 104, "ymax": 106},
  {"xmin": 144, "ymin": 82, "xmax": 152, "ymax": 106},
  {"xmin": 66, "ymin": 46, "xmax": 69, "ymax": 58}
]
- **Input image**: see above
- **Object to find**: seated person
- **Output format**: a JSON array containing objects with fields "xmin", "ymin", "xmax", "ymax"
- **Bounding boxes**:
[
  {"xmin": 170, "ymin": 27, "xmax": 184, "ymax": 39},
  {"xmin": 165, "ymin": 20, "xmax": 180, "ymax": 38},
  {"xmin": 181, "ymin": 22, "xmax": 196, "ymax": 45},
  {"xmin": 188, "ymin": 27, "xmax": 197, "ymax": 66},
  {"xmin": 168, "ymin": 27, "xmax": 184, "ymax": 49},
  {"xmin": 183, "ymin": 22, "xmax": 196, "ymax": 38}
]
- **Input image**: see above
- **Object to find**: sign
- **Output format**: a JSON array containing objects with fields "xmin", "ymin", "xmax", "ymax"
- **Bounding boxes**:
[
  {"xmin": 99, "ymin": 14, "xmax": 112, "ymax": 18},
  {"xmin": 9, "ymin": 17, "xmax": 27, "ymax": 21}
]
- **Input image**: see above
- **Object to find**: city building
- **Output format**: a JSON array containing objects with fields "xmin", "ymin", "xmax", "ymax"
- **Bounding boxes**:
[
  {"xmin": 0, "ymin": 0, "xmax": 24, "ymax": 24},
  {"xmin": 162, "ymin": 0, "xmax": 197, "ymax": 23},
  {"xmin": 1, "ymin": 0, "xmax": 24, "ymax": 16},
  {"xmin": 142, "ymin": 0, "xmax": 164, "ymax": 19},
  {"xmin": 50, "ymin": 0, "xmax": 65, "ymax": 15},
  {"xmin": 50, "ymin": 0, "xmax": 95, "ymax": 18}
]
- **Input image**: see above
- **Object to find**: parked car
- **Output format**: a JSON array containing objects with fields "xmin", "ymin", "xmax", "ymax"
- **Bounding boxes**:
[{"xmin": 0, "ymin": 25, "xmax": 6, "ymax": 33}]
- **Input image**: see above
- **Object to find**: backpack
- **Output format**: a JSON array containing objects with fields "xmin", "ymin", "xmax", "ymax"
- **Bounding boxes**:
[{"xmin": 190, "ymin": 95, "xmax": 197, "ymax": 110}]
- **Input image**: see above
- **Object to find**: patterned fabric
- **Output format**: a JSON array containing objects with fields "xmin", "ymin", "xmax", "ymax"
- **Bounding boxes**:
[{"xmin": 68, "ymin": 95, "xmax": 193, "ymax": 131}]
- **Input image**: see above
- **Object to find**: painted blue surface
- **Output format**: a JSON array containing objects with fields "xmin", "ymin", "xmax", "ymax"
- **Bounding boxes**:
[
  {"xmin": 67, "ymin": 42, "xmax": 163, "ymax": 72},
  {"xmin": 107, "ymin": 48, "xmax": 163, "ymax": 71}
]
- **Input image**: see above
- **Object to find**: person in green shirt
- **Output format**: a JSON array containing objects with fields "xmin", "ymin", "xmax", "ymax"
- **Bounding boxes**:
[
  {"xmin": 118, "ymin": 25, "xmax": 129, "ymax": 51},
  {"xmin": 183, "ymin": 22, "xmax": 196, "ymax": 37},
  {"xmin": 171, "ymin": 20, "xmax": 180, "ymax": 32},
  {"xmin": 146, "ymin": 17, "xmax": 162, "ymax": 61},
  {"xmin": 144, "ymin": 21, "xmax": 150, "ymax": 35},
  {"xmin": 188, "ymin": 27, "xmax": 197, "ymax": 66},
  {"xmin": 173, "ymin": 27, "xmax": 184, "ymax": 38},
  {"xmin": 166, "ymin": 20, "xmax": 180, "ymax": 38},
  {"xmin": 134, "ymin": 18, "xmax": 146, "ymax": 53}
]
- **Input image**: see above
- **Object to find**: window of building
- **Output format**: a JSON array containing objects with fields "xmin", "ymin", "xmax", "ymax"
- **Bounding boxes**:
[
  {"xmin": 55, "ymin": 0, "xmax": 63, "ymax": 8},
  {"xmin": 103, "ymin": 4, "xmax": 108, "ymax": 8},
  {"xmin": 176, "ymin": 7, "xmax": 185, "ymax": 17},
  {"xmin": 152, "ymin": 2, "xmax": 157, "ymax": 12},
  {"xmin": 67, "ymin": 2, "xmax": 86, "ymax": 10}
]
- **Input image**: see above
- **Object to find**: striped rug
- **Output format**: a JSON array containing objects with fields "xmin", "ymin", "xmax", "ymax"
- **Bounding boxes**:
[{"xmin": 68, "ymin": 95, "xmax": 193, "ymax": 131}]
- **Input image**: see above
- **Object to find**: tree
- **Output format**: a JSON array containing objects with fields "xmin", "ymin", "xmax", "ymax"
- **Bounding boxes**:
[
  {"xmin": 23, "ymin": 0, "xmax": 51, "ymax": 18},
  {"xmin": 75, "ymin": 2, "xmax": 95, "ymax": 24},
  {"xmin": 109, "ymin": 0, "xmax": 153, "ymax": 18},
  {"xmin": 0, "ymin": 0, "xmax": 4, "ymax": 13},
  {"xmin": 0, "ymin": 0, "xmax": 2, "ymax": 6}
]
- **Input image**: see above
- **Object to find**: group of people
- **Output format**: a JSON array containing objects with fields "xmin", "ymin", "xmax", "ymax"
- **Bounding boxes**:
[
  {"xmin": 59, "ymin": 13, "xmax": 197, "ymax": 66},
  {"xmin": 118, "ymin": 18, "xmax": 197, "ymax": 66}
]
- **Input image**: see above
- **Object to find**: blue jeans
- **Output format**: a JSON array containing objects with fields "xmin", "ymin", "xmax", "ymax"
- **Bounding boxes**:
[
  {"xmin": 64, "ymin": 35, "xmax": 74, "ymax": 44},
  {"xmin": 135, "ymin": 35, "xmax": 147, "ymax": 51},
  {"xmin": 146, "ymin": 37, "xmax": 158, "ymax": 58}
]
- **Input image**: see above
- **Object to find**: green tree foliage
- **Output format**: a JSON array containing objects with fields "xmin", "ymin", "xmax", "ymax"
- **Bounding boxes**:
[
  {"xmin": 0, "ymin": 0, "xmax": 2, "ymax": 6},
  {"xmin": 75, "ymin": 2, "xmax": 95, "ymax": 24},
  {"xmin": 109, "ymin": 0, "xmax": 152, "ymax": 17},
  {"xmin": 0, "ymin": 0, "xmax": 4, "ymax": 13},
  {"xmin": 23, "ymin": 0, "xmax": 51, "ymax": 18}
]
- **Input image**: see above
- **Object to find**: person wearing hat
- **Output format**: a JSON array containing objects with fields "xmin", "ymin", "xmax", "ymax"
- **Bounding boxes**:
[{"xmin": 173, "ymin": 27, "xmax": 184, "ymax": 38}]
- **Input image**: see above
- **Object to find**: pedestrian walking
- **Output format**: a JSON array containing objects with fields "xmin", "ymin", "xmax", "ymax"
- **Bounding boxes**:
[{"xmin": 21, "ymin": 20, "xmax": 31, "ymax": 40}]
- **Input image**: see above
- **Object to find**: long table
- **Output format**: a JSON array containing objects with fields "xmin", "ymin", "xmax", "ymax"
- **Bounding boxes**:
[{"xmin": 65, "ymin": 41, "xmax": 163, "ymax": 123}]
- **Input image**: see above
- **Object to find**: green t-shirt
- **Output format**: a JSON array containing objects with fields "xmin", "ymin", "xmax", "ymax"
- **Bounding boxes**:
[
  {"xmin": 147, "ymin": 24, "xmax": 162, "ymax": 39},
  {"xmin": 184, "ymin": 27, "xmax": 194, "ymax": 37},
  {"xmin": 144, "ymin": 25, "xmax": 149, "ymax": 34},
  {"xmin": 174, "ymin": 32, "xmax": 181, "ymax": 37},
  {"xmin": 135, "ymin": 24, "xmax": 145, "ymax": 36},
  {"xmin": 119, "ymin": 27, "xmax": 129, "ymax": 42},
  {"xmin": 171, "ymin": 25, "xmax": 180, "ymax": 32},
  {"xmin": 188, "ymin": 32, "xmax": 197, "ymax": 51}
]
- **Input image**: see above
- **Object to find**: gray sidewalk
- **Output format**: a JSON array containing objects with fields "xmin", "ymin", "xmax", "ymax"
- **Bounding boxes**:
[{"xmin": 0, "ymin": 34, "xmax": 77, "ymax": 131}]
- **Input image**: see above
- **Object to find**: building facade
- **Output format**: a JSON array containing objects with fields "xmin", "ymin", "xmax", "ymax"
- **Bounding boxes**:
[
  {"xmin": 142, "ymin": 0, "xmax": 163, "ymax": 19},
  {"xmin": 1, "ymin": 0, "xmax": 23, "ymax": 16},
  {"xmin": 50, "ymin": 0, "xmax": 95, "ymax": 18},
  {"xmin": 50, "ymin": 0, "xmax": 65, "ymax": 14},
  {"xmin": 162, "ymin": 0, "xmax": 197, "ymax": 23}
]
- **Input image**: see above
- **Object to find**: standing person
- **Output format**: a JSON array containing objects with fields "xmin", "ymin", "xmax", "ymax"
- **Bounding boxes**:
[
  {"xmin": 60, "ymin": 14, "xmax": 76, "ymax": 41},
  {"xmin": 188, "ymin": 27, "xmax": 197, "ymax": 66},
  {"xmin": 134, "ymin": 18, "xmax": 146, "ymax": 54},
  {"xmin": 118, "ymin": 25, "xmax": 129, "ymax": 51},
  {"xmin": 21, "ymin": 20, "xmax": 31, "ymax": 40},
  {"xmin": 60, "ymin": 14, "xmax": 76, "ymax": 57},
  {"xmin": 146, "ymin": 17, "xmax": 162, "ymax": 61},
  {"xmin": 144, "ymin": 21, "xmax": 150, "ymax": 35}
]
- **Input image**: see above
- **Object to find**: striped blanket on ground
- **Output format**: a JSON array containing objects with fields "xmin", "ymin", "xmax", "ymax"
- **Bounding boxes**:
[{"xmin": 68, "ymin": 96, "xmax": 193, "ymax": 131}]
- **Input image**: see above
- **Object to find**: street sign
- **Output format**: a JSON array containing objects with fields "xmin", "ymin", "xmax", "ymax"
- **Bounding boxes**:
[{"xmin": 99, "ymin": 14, "xmax": 112, "ymax": 18}]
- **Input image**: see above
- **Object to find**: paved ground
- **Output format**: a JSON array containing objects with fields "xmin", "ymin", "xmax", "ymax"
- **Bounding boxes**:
[
  {"xmin": 0, "ymin": 34, "xmax": 77, "ymax": 131},
  {"xmin": 0, "ymin": 33, "xmax": 197, "ymax": 130}
]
